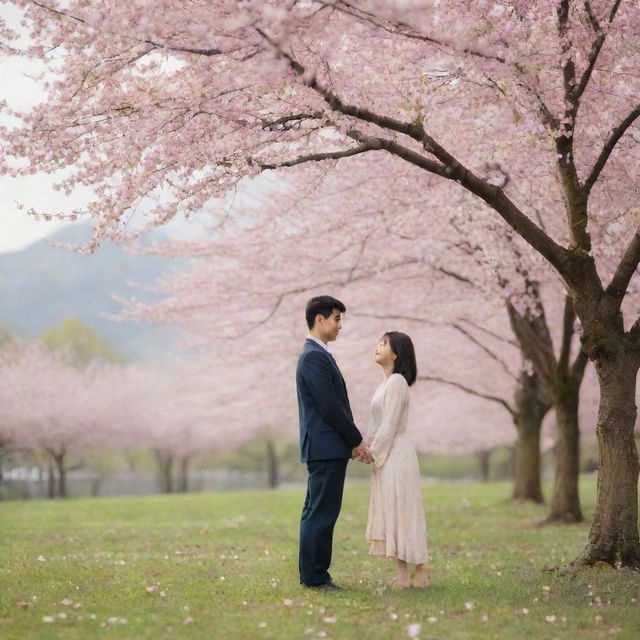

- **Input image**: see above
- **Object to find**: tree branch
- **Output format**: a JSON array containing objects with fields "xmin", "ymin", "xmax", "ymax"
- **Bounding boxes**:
[
  {"xmin": 258, "ymin": 141, "xmax": 378, "ymax": 169},
  {"xmin": 628, "ymin": 317, "xmax": 640, "ymax": 350},
  {"xmin": 345, "ymin": 130, "xmax": 451, "ymax": 178},
  {"xmin": 452, "ymin": 323, "xmax": 518, "ymax": 381},
  {"xmin": 320, "ymin": 0, "xmax": 507, "ymax": 64},
  {"xmin": 554, "ymin": 0, "xmax": 595, "ymax": 251},
  {"xmin": 570, "ymin": 346, "xmax": 589, "ymax": 382},
  {"xmin": 353, "ymin": 312, "xmax": 438, "ymax": 326},
  {"xmin": 584, "ymin": 104, "xmax": 640, "ymax": 194},
  {"xmin": 257, "ymin": 128, "xmax": 451, "ymax": 178},
  {"xmin": 606, "ymin": 229, "xmax": 640, "ymax": 302},
  {"xmin": 30, "ymin": 1, "xmax": 236, "ymax": 56},
  {"xmin": 352, "ymin": 312, "xmax": 517, "ymax": 378},
  {"xmin": 513, "ymin": 62, "xmax": 559, "ymax": 131},
  {"xmin": 557, "ymin": 0, "xmax": 576, "ymax": 95},
  {"xmin": 218, "ymin": 257, "xmax": 428, "ymax": 339},
  {"xmin": 558, "ymin": 294, "xmax": 577, "ymax": 377},
  {"xmin": 434, "ymin": 266, "xmax": 476, "ymax": 286},
  {"xmin": 583, "ymin": 1, "xmax": 600, "ymax": 32},
  {"xmin": 457, "ymin": 318, "xmax": 519, "ymax": 348},
  {"xmin": 325, "ymin": 1, "xmax": 558, "ymax": 133},
  {"xmin": 506, "ymin": 298, "xmax": 557, "ymax": 386},
  {"xmin": 256, "ymin": 27, "xmax": 573, "ymax": 278},
  {"xmin": 417, "ymin": 374, "xmax": 514, "ymax": 416},
  {"xmin": 572, "ymin": 0, "xmax": 623, "ymax": 103},
  {"xmin": 261, "ymin": 112, "xmax": 324, "ymax": 130}
]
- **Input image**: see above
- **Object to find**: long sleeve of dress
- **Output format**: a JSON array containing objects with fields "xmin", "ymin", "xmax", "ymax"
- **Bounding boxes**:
[{"xmin": 370, "ymin": 374, "xmax": 409, "ymax": 468}]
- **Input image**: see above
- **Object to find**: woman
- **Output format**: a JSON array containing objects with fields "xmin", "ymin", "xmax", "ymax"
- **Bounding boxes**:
[{"xmin": 364, "ymin": 331, "xmax": 428, "ymax": 588}]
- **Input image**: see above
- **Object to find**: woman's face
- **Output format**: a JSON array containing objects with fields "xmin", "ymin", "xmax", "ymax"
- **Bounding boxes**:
[{"xmin": 374, "ymin": 335, "xmax": 396, "ymax": 367}]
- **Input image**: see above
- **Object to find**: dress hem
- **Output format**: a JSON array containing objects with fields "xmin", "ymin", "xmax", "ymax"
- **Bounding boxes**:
[{"xmin": 367, "ymin": 539, "xmax": 428, "ymax": 565}]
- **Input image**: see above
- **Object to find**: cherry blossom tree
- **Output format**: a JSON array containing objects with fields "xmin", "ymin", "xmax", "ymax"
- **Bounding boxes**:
[
  {"xmin": 0, "ymin": 343, "xmax": 113, "ymax": 497},
  {"xmin": 0, "ymin": 342, "xmax": 282, "ymax": 495},
  {"xmin": 0, "ymin": 339, "xmax": 21, "ymax": 473},
  {"xmin": 121, "ymin": 228, "xmax": 550, "ymax": 490},
  {"xmin": 2, "ymin": 0, "xmax": 639, "ymax": 567},
  {"xmin": 447, "ymin": 215, "xmax": 591, "ymax": 519},
  {"xmin": 121, "ymin": 161, "xmax": 590, "ymax": 515}
]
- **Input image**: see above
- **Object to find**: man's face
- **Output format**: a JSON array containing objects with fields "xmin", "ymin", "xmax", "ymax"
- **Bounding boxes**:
[{"xmin": 316, "ymin": 309, "xmax": 342, "ymax": 342}]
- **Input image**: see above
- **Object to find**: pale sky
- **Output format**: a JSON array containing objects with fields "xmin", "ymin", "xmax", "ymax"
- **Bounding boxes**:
[
  {"xmin": 0, "ymin": 6, "xmax": 208, "ymax": 254},
  {"xmin": 0, "ymin": 6, "xmax": 250, "ymax": 254},
  {"xmin": 1, "ymin": 165, "xmax": 85, "ymax": 253},
  {"xmin": 0, "ymin": 5, "xmax": 74, "ymax": 254}
]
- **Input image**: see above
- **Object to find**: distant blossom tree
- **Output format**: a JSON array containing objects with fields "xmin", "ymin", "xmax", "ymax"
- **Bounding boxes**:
[{"xmin": 0, "ymin": 343, "xmax": 110, "ymax": 497}]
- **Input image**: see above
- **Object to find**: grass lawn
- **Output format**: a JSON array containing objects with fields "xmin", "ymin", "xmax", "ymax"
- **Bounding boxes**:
[{"xmin": 1, "ymin": 475, "xmax": 639, "ymax": 639}]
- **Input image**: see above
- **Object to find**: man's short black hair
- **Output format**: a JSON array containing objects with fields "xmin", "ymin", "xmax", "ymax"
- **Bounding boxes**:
[{"xmin": 305, "ymin": 296, "xmax": 346, "ymax": 329}]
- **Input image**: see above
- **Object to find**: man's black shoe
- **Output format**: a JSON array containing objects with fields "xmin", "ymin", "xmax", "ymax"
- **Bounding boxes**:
[{"xmin": 309, "ymin": 581, "xmax": 345, "ymax": 591}]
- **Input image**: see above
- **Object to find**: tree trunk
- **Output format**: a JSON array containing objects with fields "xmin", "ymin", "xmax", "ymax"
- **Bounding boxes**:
[
  {"xmin": 154, "ymin": 450, "xmax": 174, "ymax": 493},
  {"xmin": 125, "ymin": 453, "xmax": 138, "ymax": 472},
  {"xmin": 177, "ymin": 456, "xmax": 189, "ymax": 493},
  {"xmin": 512, "ymin": 370, "xmax": 549, "ymax": 503},
  {"xmin": 90, "ymin": 476, "xmax": 104, "ymax": 497},
  {"xmin": 548, "ymin": 389, "xmax": 583, "ymax": 522},
  {"xmin": 476, "ymin": 449, "xmax": 491, "ymax": 482},
  {"xmin": 572, "ymin": 357, "xmax": 640, "ymax": 568},
  {"xmin": 47, "ymin": 464, "xmax": 56, "ymax": 499},
  {"xmin": 53, "ymin": 453, "xmax": 67, "ymax": 498},
  {"xmin": 513, "ymin": 419, "xmax": 544, "ymax": 502},
  {"xmin": 505, "ymin": 444, "xmax": 516, "ymax": 479},
  {"xmin": 266, "ymin": 440, "xmax": 279, "ymax": 489}
]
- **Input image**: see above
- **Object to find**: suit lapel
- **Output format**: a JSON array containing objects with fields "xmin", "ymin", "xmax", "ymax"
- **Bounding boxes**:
[
  {"xmin": 305, "ymin": 340, "xmax": 353, "ymax": 419},
  {"xmin": 306, "ymin": 340, "xmax": 347, "ymax": 390}
]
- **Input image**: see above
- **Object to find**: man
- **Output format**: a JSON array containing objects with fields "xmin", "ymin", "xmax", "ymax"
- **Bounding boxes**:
[{"xmin": 296, "ymin": 295, "xmax": 372, "ymax": 590}]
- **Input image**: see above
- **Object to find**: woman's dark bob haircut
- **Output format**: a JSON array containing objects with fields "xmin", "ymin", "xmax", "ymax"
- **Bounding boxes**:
[{"xmin": 384, "ymin": 331, "xmax": 417, "ymax": 386}]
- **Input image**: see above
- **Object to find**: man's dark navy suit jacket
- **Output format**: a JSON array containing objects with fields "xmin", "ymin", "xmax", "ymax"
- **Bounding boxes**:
[{"xmin": 296, "ymin": 338, "xmax": 362, "ymax": 462}]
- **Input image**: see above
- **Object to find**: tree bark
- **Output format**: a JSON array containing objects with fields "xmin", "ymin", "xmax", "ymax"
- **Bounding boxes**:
[
  {"xmin": 572, "ymin": 356, "xmax": 640, "ymax": 568},
  {"xmin": 90, "ymin": 476, "xmax": 103, "ymax": 497},
  {"xmin": 512, "ymin": 370, "xmax": 549, "ymax": 503},
  {"xmin": 512, "ymin": 419, "xmax": 544, "ymax": 502},
  {"xmin": 53, "ymin": 453, "xmax": 67, "ymax": 498},
  {"xmin": 266, "ymin": 440, "xmax": 279, "ymax": 489},
  {"xmin": 47, "ymin": 464, "xmax": 56, "ymax": 499},
  {"xmin": 154, "ymin": 450, "xmax": 174, "ymax": 493},
  {"xmin": 506, "ymin": 293, "xmax": 587, "ymax": 517},
  {"xmin": 548, "ymin": 389, "xmax": 583, "ymax": 522},
  {"xmin": 506, "ymin": 444, "xmax": 516, "ymax": 479},
  {"xmin": 476, "ymin": 449, "xmax": 492, "ymax": 482},
  {"xmin": 177, "ymin": 456, "xmax": 189, "ymax": 493}
]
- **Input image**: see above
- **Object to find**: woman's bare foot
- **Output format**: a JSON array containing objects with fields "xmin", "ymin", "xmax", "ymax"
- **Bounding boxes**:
[
  {"xmin": 411, "ymin": 576, "xmax": 430, "ymax": 587},
  {"xmin": 412, "ymin": 565, "xmax": 430, "ymax": 588},
  {"xmin": 389, "ymin": 577, "xmax": 412, "ymax": 589},
  {"xmin": 393, "ymin": 559, "xmax": 410, "ymax": 588}
]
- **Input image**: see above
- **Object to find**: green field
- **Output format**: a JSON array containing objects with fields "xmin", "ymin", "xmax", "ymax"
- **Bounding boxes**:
[{"xmin": 1, "ymin": 476, "xmax": 639, "ymax": 639}]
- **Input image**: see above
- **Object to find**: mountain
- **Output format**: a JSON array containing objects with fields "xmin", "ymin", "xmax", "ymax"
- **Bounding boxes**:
[{"xmin": 0, "ymin": 224, "xmax": 189, "ymax": 360}]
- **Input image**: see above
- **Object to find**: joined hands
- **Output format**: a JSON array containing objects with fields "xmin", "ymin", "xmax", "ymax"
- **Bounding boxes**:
[{"xmin": 352, "ymin": 442, "xmax": 373, "ymax": 464}]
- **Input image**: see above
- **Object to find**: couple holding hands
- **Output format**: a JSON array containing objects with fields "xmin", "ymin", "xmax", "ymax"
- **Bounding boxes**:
[{"xmin": 296, "ymin": 296, "xmax": 429, "ymax": 591}]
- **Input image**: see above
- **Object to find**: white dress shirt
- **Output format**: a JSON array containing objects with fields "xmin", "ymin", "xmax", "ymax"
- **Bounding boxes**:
[{"xmin": 306, "ymin": 334, "xmax": 331, "ymax": 353}]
